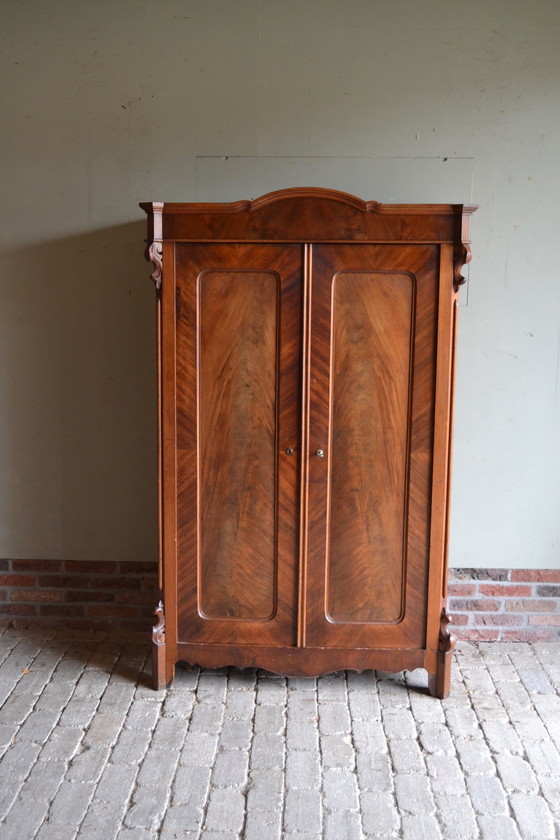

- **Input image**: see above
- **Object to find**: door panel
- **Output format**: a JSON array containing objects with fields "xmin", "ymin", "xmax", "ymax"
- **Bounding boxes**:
[
  {"xmin": 174, "ymin": 243, "xmax": 302, "ymax": 647},
  {"xmin": 305, "ymin": 244, "xmax": 439, "ymax": 649}
]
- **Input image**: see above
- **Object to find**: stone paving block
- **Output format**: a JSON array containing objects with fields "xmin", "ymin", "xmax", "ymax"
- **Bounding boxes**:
[
  {"xmin": 162, "ymin": 690, "xmax": 196, "ymax": 718},
  {"xmin": 355, "ymin": 752, "xmax": 392, "ymax": 792},
  {"xmin": 361, "ymin": 790, "xmax": 399, "ymax": 835},
  {"xmin": 84, "ymin": 713, "xmax": 126, "ymax": 747},
  {"xmin": 426, "ymin": 753, "xmax": 466, "ymax": 795},
  {"xmin": 124, "ymin": 700, "xmax": 161, "ymax": 731},
  {"xmin": 189, "ymin": 701, "xmax": 225, "ymax": 734},
  {"xmin": 1, "ymin": 739, "xmax": 42, "ymax": 781},
  {"xmin": 204, "ymin": 787, "xmax": 246, "ymax": 833},
  {"xmin": 124, "ymin": 785, "xmax": 169, "ymax": 830},
  {"xmin": 286, "ymin": 749, "xmax": 321, "ymax": 789},
  {"xmin": 287, "ymin": 692, "xmax": 317, "ymax": 721},
  {"xmin": 434, "ymin": 793, "xmax": 479, "ymax": 839},
  {"xmin": 381, "ymin": 708, "xmax": 416, "ymax": 740},
  {"xmin": 246, "ymin": 767, "xmax": 283, "ymax": 811},
  {"xmin": 517, "ymin": 668, "xmax": 556, "ymax": 695},
  {"xmin": 495, "ymin": 753, "xmax": 539, "ymax": 792},
  {"xmin": 418, "ymin": 722, "xmax": 455, "ymax": 755},
  {"xmin": 318, "ymin": 702, "xmax": 351, "ymax": 735},
  {"xmin": 401, "ymin": 813, "xmax": 442, "ymax": 839},
  {"xmin": 35, "ymin": 681, "xmax": 76, "ymax": 712},
  {"xmin": 211, "ymin": 748, "xmax": 250, "ymax": 787},
  {"xmin": 253, "ymin": 702, "xmax": 285, "ymax": 734},
  {"xmin": 159, "ymin": 802, "xmax": 204, "ymax": 834},
  {"xmin": 477, "ymin": 815, "xmax": 522, "ymax": 840},
  {"xmin": 471, "ymin": 694, "xmax": 509, "ymax": 721},
  {"xmin": 180, "ymin": 732, "xmax": 219, "ymax": 766},
  {"xmin": 377, "ymin": 674, "xmax": 410, "ymax": 707},
  {"xmin": 523, "ymin": 740, "xmax": 560, "ymax": 776},
  {"xmin": 444, "ymin": 706, "xmax": 482, "ymax": 739},
  {"xmin": 461, "ymin": 667, "xmax": 496, "ymax": 695},
  {"xmin": 241, "ymin": 807, "xmax": 282, "ymax": 840},
  {"xmin": 59, "ymin": 696, "xmax": 99, "ymax": 729},
  {"xmin": 217, "ymin": 718, "xmax": 253, "ymax": 750},
  {"xmin": 0, "ymin": 796, "xmax": 49, "ymax": 840},
  {"xmin": 66, "ymin": 745, "xmax": 111, "ymax": 782},
  {"xmin": 150, "ymin": 714, "xmax": 188, "ymax": 750},
  {"xmin": 347, "ymin": 688, "xmax": 380, "ymax": 721},
  {"xmin": 480, "ymin": 720, "xmax": 524, "ymax": 755},
  {"xmin": 323, "ymin": 810, "xmax": 364, "ymax": 840},
  {"xmin": 408, "ymin": 691, "xmax": 446, "ymax": 723},
  {"xmin": 323, "ymin": 767, "xmax": 359, "ymax": 812},
  {"xmin": 455, "ymin": 736, "xmax": 496, "ymax": 775},
  {"xmin": 286, "ymin": 718, "xmax": 319, "ymax": 751},
  {"xmin": 320, "ymin": 733, "xmax": 355, "ymax": 769},
  {"xmin": 172, "ymin": 764, "xmax": 212, "ymax": 807},
  {"xmin": 250, "ymin": 732, "xmax": 284, "ymax": 769},
  {"xmin": 0, "ymin": 691, "xmax": 38, "ymax": 724},
  {"xmin": 509, "ymin": 709, "xmax": 549, "ymax": 742},
  {"xmin": 388, "ymin": 737, "xmax": 425, "ymax": 774},
  {"xmin": 351, "ymin": 717, "xmax": 386, "ymax": 753},
  {"xmin": 20, "ymin": 757, "xmax": 67, "ymax": 802},
  {"xmin": 316, "ymin": 673, "xmax": 347, "ymax": 702},
  {"xmin": 72, "ymin": 670, "xmax": 110, "ymax": 699},
  {"xmin": 226, "ymin": 668, "xmax": 257, "ymax": 690},
  {"xmin": 467, "ymin": 774, "xmax": 508, "ymax": 815},
  {"xmin": 196, "ymin": 673, "xmax": 228, "ymax": 704},
  {"xmin": 170, "ymin": 664, "xmax": 200, "ymax": 690},
  {"xmin": 79, "ymin": 797, "xmax": 127, "ymax": 838},
  {"xmin": 97, "ymin": 684, "xmax": 136, "ymax": 713},
  {"xmin": 495, "ymin": 682, "xmax": 532, "ymax": 712},
  {"xmin": 110, "ymin": 727, "xmax": 149, "ymax": 765},
  {"xmin": 136, "ymin": 746, "xmax": 180, "ymax": 789},
  {"xmin": 394, "ymin": 774, "xmax": 434, "ymax": 815},
  {"xmin": 16, "ymin": 708, "xmax": 60, "ymax": 744},
  {"xmin": 255, "ymin": 678, "xmax": 287, "ymax": 705},
  {"xmin": 48, "ymin": 780, "xmax": 96, "ymax": 825},
  {"xmin": 224, "ymin": 689, "xmax": 255, "ymax": 719},
  {"xmin": 95, "ymin": 762, "xmax": 137, "ymax": 803},
  {"xmin": 15, "ymin": 668, "xmax": 55, "ymax": 695},
  {"xmin": 284, "ymin": 787, "xmax": 322, "ymax": 833},
  {"xmin": 35, "ymin": 824, "xmax": 80, "ymax": 840},
  {"xmin": 509, "ymin": 792, "xmax": 555, "ymax": 839}
]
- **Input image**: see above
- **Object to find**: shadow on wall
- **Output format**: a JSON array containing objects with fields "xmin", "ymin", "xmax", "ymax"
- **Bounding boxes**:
[{"xmin": 1, "ymin": 221, "xmax": 158, "ymax": 563}]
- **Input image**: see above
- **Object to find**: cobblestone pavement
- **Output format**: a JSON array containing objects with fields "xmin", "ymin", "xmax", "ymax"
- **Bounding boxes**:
[{"xmin": 0, "ymin": 628, "xmax": 559, "ymax": 839}]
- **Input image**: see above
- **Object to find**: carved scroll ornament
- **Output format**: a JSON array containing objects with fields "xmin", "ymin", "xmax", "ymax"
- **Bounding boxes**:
[
  {"xmin": 453, "ymin": 242, "xmax": 472, "ymax": 293},
  {"xmin": 438, "ymin": 608, "xmax": 457, "ymax": 654},
  {"xmin": 146, "ymin": 241, "xmax": 163, "ymax": 291},
  {"xmin": 152, "ymin": 600, "xmax": 165, "ymax": 646}
]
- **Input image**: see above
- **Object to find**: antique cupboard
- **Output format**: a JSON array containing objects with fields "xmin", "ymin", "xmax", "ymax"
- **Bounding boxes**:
[{"xmin": 141, "ymin": 188, "xmax": 475, "ymax": 698}]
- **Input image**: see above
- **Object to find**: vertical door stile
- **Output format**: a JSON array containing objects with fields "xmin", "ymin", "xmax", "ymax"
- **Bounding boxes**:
[{"xmin": 297, "ymin": 243, "xmax": 312, "ymax": 649}]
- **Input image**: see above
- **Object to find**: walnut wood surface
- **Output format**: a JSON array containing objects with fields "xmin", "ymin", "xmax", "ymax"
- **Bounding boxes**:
[{"xmin": 141, "ymin": 188, "xmax": 476, "ymax": 697}]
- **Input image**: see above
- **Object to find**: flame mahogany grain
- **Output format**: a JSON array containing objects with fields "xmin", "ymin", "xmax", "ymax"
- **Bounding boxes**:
[{"xmin": 142, "ymin": 188, "xmax": 476, "ymax": 698}]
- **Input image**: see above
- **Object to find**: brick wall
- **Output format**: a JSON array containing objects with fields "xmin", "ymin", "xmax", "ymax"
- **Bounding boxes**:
[
  {"xmin": 1, "ymin": 560, "xmax": 559, "ymax": 641},
  {"xmin": 448, "ymin": 568, "xmax": 560, "ymax": 641},
  {"xmin": 0, "ymin": 559, "xmax": 158, "ymax": 631}
]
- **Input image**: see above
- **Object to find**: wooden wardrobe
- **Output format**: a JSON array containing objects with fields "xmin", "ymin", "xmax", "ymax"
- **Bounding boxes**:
[{"xmin": 141, "ymin": 188, "xmax": 475, "ymax": 698}]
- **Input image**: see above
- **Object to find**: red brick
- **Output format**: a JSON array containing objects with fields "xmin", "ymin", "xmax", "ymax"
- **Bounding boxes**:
[
  {"xmin": 65, "ymin": 590, "xmax": 115, "ymax": 603},
  {"xmin": 37, "ymin": 575, "xmax": 87, "ymax": 588},
  {"xmin": 446, "ymin": 613, "xmax": 469, "ymax": 626},
  {"xmin": 86, "ymin": 605, "xmax": 138, "ymax": 618},
  {"xmin": 505, "ymin": 600, "xmax": 556, "ymax": 613},
  {"xmin": 502, "ymin": 629, "xmax": 555, "ymax": 642},
  {"xmin": 478, "ymin": 584, "xmax": 532, "ymax": 597},
  {"xmin": 91, "ymin": 576, "xmax": 142, "ymax": 590},
  {"xmin": 0, "ymin": 604, "xmax": 38, "ymax": 616},
  {"xmin": 64, "ymin": 561, "xmax": 117, "ymax": 574},
  {"xmin": 0, "ymin": 574, "xmax": 36, "ymax": 587},
  {"xmin": 536, "ymin": 585, "xmax": 560, "ymax": 598},
  {"xmin": 39, "ymin": 605, "xmax": 86, "ymax": 617},
  {"xmin": 12, "ymin": 560, "xmax": 62, "ymax": 572},
  {"xmin": 449, "ymin": 599, "xmax": 500, "ymax": 612},
  {"xmin": 447, "ymin": 584, "xmax": 477, "ymax": 597},
  {"xmin": 118, "ymin": 562, "xmax": 157, "ymax": 575},
  {"xmin": 0, "ymin": 591, "xmax": 6, "ymax": 601},
  {"xmin": 457, "ymin": 629, "xmax": 500, "ymax": 641},
  {"xmin": 116, "ymin": 591, "xmax": 156, "ymax": 605},
  {"xmin": 141, "ymin": 577, "xmax": 159, "ymax": 591},
  {"xmin": 528, "ymin": 614, "xmax": 560, "ymax": 626},
  {"xmin": 0, "ymin": 560, "xmax": 9, "ymax": 571},
  {"xmin": 511, "ymin": 570, "xmax": 560, "ymax": 583},
  {"xmin": 474, "ymin": 613, "xmax": 524, "ymax": 626},
  {"xmin": 10, "ymin": 590, "xmax": 61, "ymax": 603}
]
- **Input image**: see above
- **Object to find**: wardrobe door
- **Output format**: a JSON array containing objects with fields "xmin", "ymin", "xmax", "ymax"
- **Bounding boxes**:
[
  {"xmin": 304, "ymin": 244, "xmax": 439, "ymax": 649},
  {"xmin": 172, "ymin": 243, "xmax": 302, "ymax": 647}
]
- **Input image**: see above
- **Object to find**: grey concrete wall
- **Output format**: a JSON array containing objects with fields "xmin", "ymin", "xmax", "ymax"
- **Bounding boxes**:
[{"xmin": 1, "ymin": 0, "xmax": 558, "ymax": 567}]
